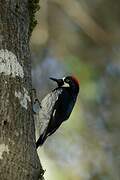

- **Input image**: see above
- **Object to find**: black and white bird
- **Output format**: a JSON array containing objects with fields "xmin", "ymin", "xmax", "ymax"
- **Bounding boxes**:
[{"xmin": 34, "ymin": 76, "xmax": 79, "ymax": 148}]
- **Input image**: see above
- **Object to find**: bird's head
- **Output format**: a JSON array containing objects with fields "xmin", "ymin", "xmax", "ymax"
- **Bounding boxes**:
[{"xmin": 50, "ymin": 76, "xmax": 79, "ymax": 93}]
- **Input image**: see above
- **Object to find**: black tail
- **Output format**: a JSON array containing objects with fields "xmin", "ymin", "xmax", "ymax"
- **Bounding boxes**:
[{"xmin": 36, "ymin": 134, "xmax": 47, "ymax": 148}]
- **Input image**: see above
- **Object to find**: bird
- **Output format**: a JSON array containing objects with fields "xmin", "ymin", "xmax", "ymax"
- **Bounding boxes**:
[{"xmin": 35, "ymin": 76, "xmax": 79, "ymax": 148}]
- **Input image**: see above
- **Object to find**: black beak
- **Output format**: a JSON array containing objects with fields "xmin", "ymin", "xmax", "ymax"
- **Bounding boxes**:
[{"xmin": 50, "ymin": 77, "xmax": 64, "ymax": 87}]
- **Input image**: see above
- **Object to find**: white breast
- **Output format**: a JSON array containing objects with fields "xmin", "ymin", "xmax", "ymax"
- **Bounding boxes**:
[{"xmin": 35, "ymin": 89, "xmax": 62, "ymax": 139}]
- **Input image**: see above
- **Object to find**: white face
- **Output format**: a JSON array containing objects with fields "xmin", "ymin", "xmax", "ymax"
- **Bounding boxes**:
[{"xmin": 62, "ymin": 77, "xmax": 70, "ymax": 87}]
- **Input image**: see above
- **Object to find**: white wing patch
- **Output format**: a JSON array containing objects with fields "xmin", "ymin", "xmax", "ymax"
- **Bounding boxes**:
[
  {"xmin": 53, "ymin": 109, "xmax": 56, "ymax": 117},
  {"xmin": 35, "ymin": 89, "xmax": 62, "ymax": 139}
]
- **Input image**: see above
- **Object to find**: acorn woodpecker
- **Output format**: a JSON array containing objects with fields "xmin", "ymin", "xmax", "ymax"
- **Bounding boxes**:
[{"xmin": 35, "ymin": 76, "xmax": 79, "ymax": 148}]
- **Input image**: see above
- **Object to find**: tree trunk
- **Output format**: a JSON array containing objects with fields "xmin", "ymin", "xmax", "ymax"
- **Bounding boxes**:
[{"xmin": 0, "ymin": 0, "xmax": 44, "ymax": 179}]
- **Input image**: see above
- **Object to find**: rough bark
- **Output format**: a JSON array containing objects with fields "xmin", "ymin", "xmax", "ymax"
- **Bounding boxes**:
[{"xmin": 0, "ymin": 0, "xmax": 44, "ymax": 179}]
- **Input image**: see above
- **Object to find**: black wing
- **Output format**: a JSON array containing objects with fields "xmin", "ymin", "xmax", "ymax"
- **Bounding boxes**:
[{"xmin": 36, "ymin": 88, "xmax": 76, "ymax": 147}]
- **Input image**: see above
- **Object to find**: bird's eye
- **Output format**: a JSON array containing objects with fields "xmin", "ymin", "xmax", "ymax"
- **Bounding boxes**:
[{"xmin": 65, "ymin": 78, "xmax": 70, "ymax": 83}]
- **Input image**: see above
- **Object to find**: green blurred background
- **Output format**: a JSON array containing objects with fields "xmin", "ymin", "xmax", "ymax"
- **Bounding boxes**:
[{"xmin": 31, "ymin": 0, "xmax": 120, "ymax": 179}]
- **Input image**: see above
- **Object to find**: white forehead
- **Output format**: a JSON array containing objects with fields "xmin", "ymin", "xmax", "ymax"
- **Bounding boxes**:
[{"xmin": 62, "ymin": 77, "xmax": 65, "ymax": 81}]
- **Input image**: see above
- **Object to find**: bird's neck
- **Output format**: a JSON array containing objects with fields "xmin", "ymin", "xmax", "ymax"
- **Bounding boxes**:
[
  {"xmin": 70, "ymin": 84, "xmax": 79, "ymax": 95},
  {"xmin": 65, "ymin": 86, "xmax": 79, "ymax": 100}
]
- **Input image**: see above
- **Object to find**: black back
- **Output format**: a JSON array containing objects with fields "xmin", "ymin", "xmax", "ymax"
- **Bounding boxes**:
[{"xmin": 36, "ymin": 87, "xmax": 78, "ymax": 147}]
